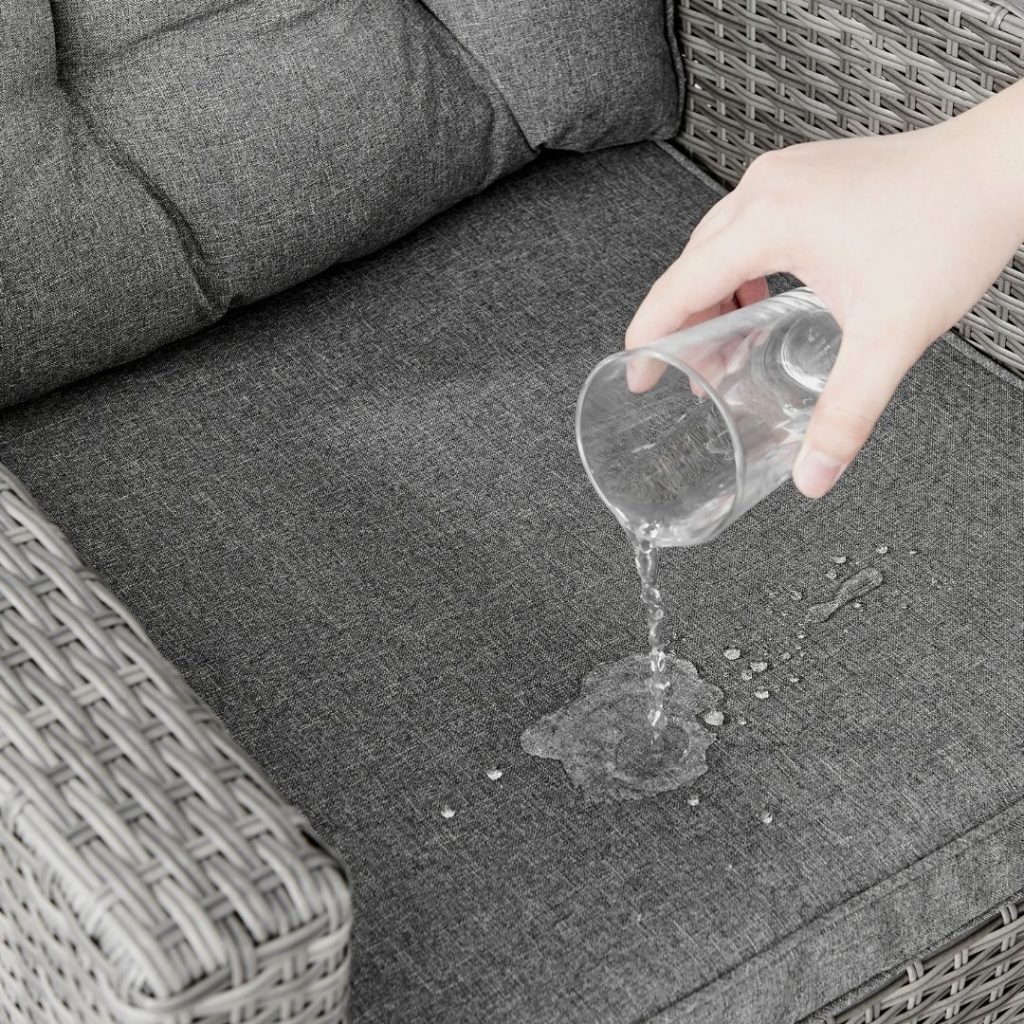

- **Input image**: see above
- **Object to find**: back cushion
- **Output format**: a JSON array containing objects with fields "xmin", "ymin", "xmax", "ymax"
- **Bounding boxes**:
[{"xmin": 2, "ymin": 0, "xmax": 682, "ymax": 409}]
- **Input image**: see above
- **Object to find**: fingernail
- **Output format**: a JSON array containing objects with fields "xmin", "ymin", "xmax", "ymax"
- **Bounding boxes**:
[
  {"xmin": 626, "ymin": 357, "xmax": 655, "ymax": 393},
  {"xmin": 793, "ymin": 447, "xmax": 848, "ymax": 499}
]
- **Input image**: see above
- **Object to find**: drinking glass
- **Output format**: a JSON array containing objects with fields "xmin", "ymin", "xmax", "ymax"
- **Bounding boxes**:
[{"xmin": 576, "ymin": 288, "xmax": 841, "ymax": 546}]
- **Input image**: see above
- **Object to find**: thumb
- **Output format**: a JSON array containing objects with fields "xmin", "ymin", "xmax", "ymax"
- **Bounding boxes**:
[{"xmin": 793, "ymin": 318, "xmax": 921, "ymax": 499}]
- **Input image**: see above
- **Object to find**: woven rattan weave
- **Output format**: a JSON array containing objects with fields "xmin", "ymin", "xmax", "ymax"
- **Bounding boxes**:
[
  {"xmin": 0, "ymin": 464, "xmax": 351, "ymax": 1022},
  {"xmin": 673, "ymin": 0, "xmax": 1024, "ymax": 376},
  {"xmin": 822, "ymin": 902, "xmax": 1024, "ymax": 1023}
]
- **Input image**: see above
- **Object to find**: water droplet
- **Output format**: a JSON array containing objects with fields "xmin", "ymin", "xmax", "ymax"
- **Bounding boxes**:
[
  {"xmin": 852, "ymin": 601, "xmax": 862, "ymax": 609},
  {"xmin": 441, "ymin": 805, "xmax": 456, "ymax": 819},
  {"xmin": 787, "ymin": 674, "xmax": 800, "ymax": 684},
  {"xmin": 789, "ymin": 590, "xmax": 803, "ymax": 601},
  {"xmin": 832, "ymin": 555, "xmax": 847, "ymax": 564},
  {"xmin": 825, "ymin": 569, "xmax": 838, "ymax": 580},
  {"xmin": 703, "ymin": 709, "xmax": 724, "ymax": 727},
  {"xmin": 485, "ymin": 768, "xmax": 503, "ymax": 781},
  {"xmin": 687, "ymin": 794, "xmax": 700, "ymax": 807},
  {"xmin": 735, "ymin": 716, "xmax": 747, "ymax": 726},
  {"xmin": 750, "ymin": 661, "xmax": 768, "ymax": 673},
  {"xmin": 754, "ymin": 688, "xmax": 769, "ymax": 700},
  {"xmin": 780, "ymin": 652, "xmax": 792, "ymax": 662},
  {"xmin": 724, "ymin": 648, "xmax": 741, "ymax": 661},
  {"xmin": 760, "ymin": 808, "xmax": 774, "ymax": 825},
  {"xmin": 806, "ymin": 567, "xmax": 884, "ymax": 623},
  {"xmin": 909, "ymin": 549, "xmax": 919, "ymax": 555},
  {"xmin": 740, "ymin": 668, "xmax": 753, "ymax": 681},
  {"xmin": 797, "ymin": 632, "xmax": 806, "ymax": 640},
  {"xmin": 876, "ymin": 545, "xmax": 889, "ymax": 554}
]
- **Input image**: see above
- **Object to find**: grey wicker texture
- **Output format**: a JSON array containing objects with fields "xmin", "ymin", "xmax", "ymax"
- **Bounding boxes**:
[
  {"xmin": 673, "ymin": 0, "xmax": 1024, "ymax": 376},
  {"xmin": 0, "ymin": 463, "xmax": 351, "ymax": 1022},
  {"xmin": 824, "ymin": 901, "xmax": 1024, "ymax": 1023}
]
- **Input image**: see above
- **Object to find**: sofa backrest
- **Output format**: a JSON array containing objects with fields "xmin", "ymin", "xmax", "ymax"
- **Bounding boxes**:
[{"xmin": 2, "ymin": 0, "xmax": 682, "ymax": 409}]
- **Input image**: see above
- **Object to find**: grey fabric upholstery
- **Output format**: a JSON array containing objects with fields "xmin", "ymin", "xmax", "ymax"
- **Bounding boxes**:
[
  {"xmin": 1, "ymin": 0, "xmax": 680, "ymax": 410},
  {"xmin": 421, "ymin": 0, "xmax": 682, "ymax": 149},
  {"xmin": 2, "ymin": 143, "xmax": 1022, "ymax": 1024}
]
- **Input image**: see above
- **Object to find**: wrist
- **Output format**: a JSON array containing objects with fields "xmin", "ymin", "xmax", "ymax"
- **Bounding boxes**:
[{"xmin": 931, "ymin": 79, "xmax": 1024, "ymax": 235}]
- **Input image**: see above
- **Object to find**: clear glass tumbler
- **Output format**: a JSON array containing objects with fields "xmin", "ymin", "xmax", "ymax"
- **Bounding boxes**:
[{"xmin": 576, "ymin": 288, "xmax": 841, "ymax": 546}]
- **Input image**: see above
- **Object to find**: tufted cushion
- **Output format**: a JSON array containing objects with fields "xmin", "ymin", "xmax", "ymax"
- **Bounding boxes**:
[{"xmin": 1, "ymin": 0, "xmax": 681, "ymax": 409}]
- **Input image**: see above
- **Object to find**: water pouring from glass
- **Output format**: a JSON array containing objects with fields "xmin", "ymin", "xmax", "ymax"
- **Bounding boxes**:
[
  {"xmin": 520, "ymin": 290, "xmax": 845, "ymax": 798},
  {"xmin": 574, "ymin": 287, "xmax": 843, "ymax": 749},
  {"xmin": 577, "ymin": 288, "xmax": 842, "ymax": 547}
]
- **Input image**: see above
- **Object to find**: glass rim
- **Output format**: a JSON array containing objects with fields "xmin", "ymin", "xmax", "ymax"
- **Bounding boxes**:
[{"xmin": 575, "ymin": 346, "xmax": 745, "ymax": 545}]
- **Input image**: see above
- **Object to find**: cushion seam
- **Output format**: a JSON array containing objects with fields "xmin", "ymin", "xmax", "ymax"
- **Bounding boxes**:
[
  {"xmin": 53, "ymin": 81, "xmax": 226, "ymax": 316},
  {"xmin": 811, "ymin": 879, "xmax": 1024, "ymax": 1022},
  {"xmin": 48, "ymin": 0, "xmax": 303, "ymax": 72},
  {"xmin": 409, "ymin": 0, "xmax": 535, "ymax": 154},
  {"xmin": 632, "ymin": 789, "xmax": 1024, "ymax": 1023},
  {"xmin": 662, "ymin": 0, "xmax": 686, "ymax": 137}
]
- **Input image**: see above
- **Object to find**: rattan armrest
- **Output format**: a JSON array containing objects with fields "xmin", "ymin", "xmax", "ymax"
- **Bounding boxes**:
[
  {"xmin": 673, "ymin": 0, "xmax": 1024, "ymax": 376},
  {"xmin": 0, "ymin": 464, "xmax": 351, "ymax": 1023}
]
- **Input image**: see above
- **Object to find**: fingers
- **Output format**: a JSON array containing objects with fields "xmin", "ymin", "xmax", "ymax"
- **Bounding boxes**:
[
  {"xmin": 793, "ymin": 316, "xmax": 923, "ymax": 498},
  {"xmin": 736, "ymin": 276, "xmax": 770, "ymax": 307},
  {"xmin": 625, "ymin": 300, "xmax": 725, "ymax": 393},
  {"xmin": 623, "ymin": 214, "xmax": 776, "ymax": 394},
  {"xmin": 625, "ymin": 224, "xmax": 772, "ymax": 353},
  {"xmin": 622, "ymin": 281, "xmax": 767, "ymax": 394}
]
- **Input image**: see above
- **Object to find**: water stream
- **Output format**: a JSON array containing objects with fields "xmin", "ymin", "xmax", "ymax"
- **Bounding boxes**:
[{"xmin": 520, "ymin": 522, "xmax": 722, "ymax": 802}]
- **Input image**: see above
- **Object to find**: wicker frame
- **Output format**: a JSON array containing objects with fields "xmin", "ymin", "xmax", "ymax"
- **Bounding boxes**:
[
  {"xmin": 672, "ymin": 2, "xmax": 1024, "ymax": 1017},
  {"xmin": 674, "ymin": 0, "xmax": 1024, "ymax": 376},
  {"xmin": 0, "ymin": 464, "xmax": 351, "ymax": 1022},
  {"xmin": 826, "ymin": 902, "xmax": 1024, "ymax": 1023}
]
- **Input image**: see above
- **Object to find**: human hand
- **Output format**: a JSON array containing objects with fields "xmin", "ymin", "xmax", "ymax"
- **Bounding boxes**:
[{"xmin": 625, "ymin": 83, "xmax": 1024, "ymax": 497}]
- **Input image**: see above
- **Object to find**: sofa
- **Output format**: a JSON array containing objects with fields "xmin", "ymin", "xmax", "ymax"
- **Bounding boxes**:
[{"xmin": 1, "ymin": 1, "xmax": 1022, "ymax": 1022}]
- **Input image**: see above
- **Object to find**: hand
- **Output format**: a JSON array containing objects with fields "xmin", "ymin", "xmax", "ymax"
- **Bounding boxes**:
[{"xmin": 626, "ymin": 82, "xmax": 1024, "ymax": 497}]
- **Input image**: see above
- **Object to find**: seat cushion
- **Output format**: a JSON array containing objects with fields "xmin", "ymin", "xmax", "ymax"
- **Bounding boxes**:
[
  {"xmin": 2, "ymin": 142, "xmax": 1023, "ymax": 1024},
  {"xmin": 1, "ymin": 0, "xmax": 680, "ymax": 410}
]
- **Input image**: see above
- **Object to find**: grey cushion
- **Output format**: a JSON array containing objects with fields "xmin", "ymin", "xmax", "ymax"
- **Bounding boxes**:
[
  {"xmin": 1, "ymin": 0, "xmax": 680, "ymax": 410},
  {"xmin": 2, "ymin": 142, "xmax": 1023, "ymax": 1024},
  {"xmin": 422, "ymin": 0, "xmax": 682, "ymax": 149}
]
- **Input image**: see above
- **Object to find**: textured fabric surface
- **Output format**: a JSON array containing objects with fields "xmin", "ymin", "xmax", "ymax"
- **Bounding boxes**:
[
  {"xmin": 423, "ymin": 0, "xmax": 683, "ymax": 149},
  {"xmin": 1, "ymin": 0, "xmax": 681, "ymax": 410},
  {"xmin": 2, "ymin": 143, "xmax": 1023, "ymax": 1024}
]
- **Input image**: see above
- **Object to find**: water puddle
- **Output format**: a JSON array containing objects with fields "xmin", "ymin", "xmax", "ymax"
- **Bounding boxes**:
[
  {"xmin": 806, "ymin": 567, "xmax": 883, "ymax": 623},
  {"xmin": 520, "ymin": 654, "xmax": 723, "ymax": 803}
]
